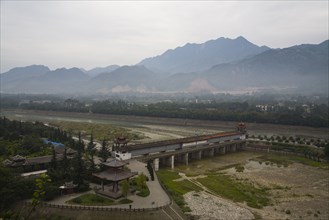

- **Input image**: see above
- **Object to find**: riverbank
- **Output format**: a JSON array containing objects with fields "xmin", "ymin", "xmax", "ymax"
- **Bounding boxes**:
[{"xmin": 1, "ymin": 109, "xmax": 328, "ymax": 140}]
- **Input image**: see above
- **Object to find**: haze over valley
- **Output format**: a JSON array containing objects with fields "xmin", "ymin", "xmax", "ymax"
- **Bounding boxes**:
[
  {"xmin": 1, "ymin": 37, "xmax": 328, "ymax": 95},
  {"xmin": 1, "ymin": 2, "xmax": 328, "ymax": 220}
]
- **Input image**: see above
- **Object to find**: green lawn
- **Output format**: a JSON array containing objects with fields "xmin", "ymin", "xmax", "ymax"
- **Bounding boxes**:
[
  {"xmin": 49, "ymin": 121, "xmax": 144, "ymax": 141},
  {"xmin": 156, "ymin": 170, "xmax": 202, "ymax": 212},
  {"xmin": 197, "ymin": 174, "xmax": 270, "ymax": 209},
  {"xmin": 136, "ymin": 187, "xmax": 150, "ymax": 197},
  {"xmin": 67, "ymin": 194, "xmax": 114, "ymax": 206},
  {"xmin": 252, "ymin": 154, "xmax": 329, "ymax": 169},
  {"xmin": 118, "ymin": 198, "xmax": 133, "ymax": 204},
  {"xmin": 289, "ymin": 156, "xmax": 329, "ymax": 169},
  {"xmin": 67, "ymin": 194, "xmax": 133, "ymax": 206}
]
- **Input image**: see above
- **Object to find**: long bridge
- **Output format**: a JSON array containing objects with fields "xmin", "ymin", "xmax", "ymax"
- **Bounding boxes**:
[{"xmin": 114, "ymin": 130, "xmax": 247, "ymax": 170}]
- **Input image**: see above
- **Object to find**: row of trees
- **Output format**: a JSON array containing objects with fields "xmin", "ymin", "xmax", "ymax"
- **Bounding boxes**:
[
  {"xmin": 249, "ymin": 134, "xmax": 328, "ymax": 147},
  {"xmin": 0, "ymin": 117, "xmax": 74, "ymax": 158},
  {"xmin": 9, "ymin": 99, "xmax": 328, "ymax": 127},
  {"xmin": 0, "ymin": 117, "xmax": 113, "ymax": 214},
  {"xmin": 248, "ymin": 139, "xmax": 329, "ymax": 161}
]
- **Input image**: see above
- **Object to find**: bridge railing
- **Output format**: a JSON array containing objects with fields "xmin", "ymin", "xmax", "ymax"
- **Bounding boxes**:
[{"xmin": 137, "ymin": 139, "xmax": 246, "ymax": 161}]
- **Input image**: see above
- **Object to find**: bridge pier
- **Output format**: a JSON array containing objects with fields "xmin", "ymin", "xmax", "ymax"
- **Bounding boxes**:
[
  {"xmin": 168, "ymin": 155, "xmax": 174, "ymax": 169},
  {"xmin": 175, "ymin": 153, "xmax": 189, "ymax": 166},
  {"xmin": 204, "ymin": 148, "xmax": 215, "ymax": 157},
  {"xmin": 183, "ymin": 153, "xmax": 189, "ymax": 166},
  {"xmin": 231, "ymin": 144, "xmax": 237, "ymax": 152},
  {"xmin": 191, "ymin": 151, "xmax": 202, "ymax": 160},
  {"xmin": 153, "ymin": 158, "xmax": 159, "ymax": 171},
  {"xmin": 219, "ymin": 146, "xmax": 226, "ymax": 154}
]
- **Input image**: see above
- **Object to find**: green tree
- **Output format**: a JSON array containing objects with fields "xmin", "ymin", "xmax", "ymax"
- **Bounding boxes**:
[
  {"xmin": 61, "ymin": 146, "xmax": 70, "ymax": 180},
  {"xmin": 26, "ymin": 173, "xmax": 51, "ymax": 219},
  {"xmin": 99, "ymin": 138, "xmax": 109, "ymax": 163},
  {"xmin": 122, "ymin": 179, "xmax": 129, "ymax": 198},
  {"xmin": 0, "ymin": 165, "xmax": 34, "ymax": 212},
  {"xmin": 50, "ymin": 145, "xmax": 57, "ymax": 170},
  {"xmin": 136, "ymin": 173, "xmax": 147, "ymax": 191},
  {"xmin": 73, "ymin": 132, "xmax": 86, "ymax": 187},
  {"xmin": 86, "ymin": 133, "xmax": 96, "ymax": 171},
  {"xmin": 324, "ymin": 143, "xmax": 329, "ymax": 159}
]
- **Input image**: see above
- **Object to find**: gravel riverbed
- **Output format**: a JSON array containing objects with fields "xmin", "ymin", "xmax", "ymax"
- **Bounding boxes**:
[{"xmin": 184, "ymin": 191, "xmax": 254, "ymax": 220}]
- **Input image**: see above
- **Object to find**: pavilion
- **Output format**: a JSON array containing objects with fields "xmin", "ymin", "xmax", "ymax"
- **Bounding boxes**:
[{"xmin": 92, "ymin": 158, "xmax": 137, "ymax": 199}]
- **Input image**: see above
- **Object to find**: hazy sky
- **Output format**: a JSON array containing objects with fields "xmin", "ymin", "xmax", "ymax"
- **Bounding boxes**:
[{"xmin": 1, "ymin": 1, "xmax": 328, "ymax": 72}]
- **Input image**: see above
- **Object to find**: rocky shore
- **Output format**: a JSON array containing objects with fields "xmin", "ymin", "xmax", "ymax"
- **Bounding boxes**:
[{"xmin": 184, "ymin": 191, "xmax": 254, "ymax": 220}]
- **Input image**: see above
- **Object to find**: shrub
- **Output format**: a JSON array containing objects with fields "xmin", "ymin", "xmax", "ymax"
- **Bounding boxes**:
[
  {"xmin": 119, "ymin": 198, "xmax": 133, "ymax": 204},
  {"xmin": 136, "ymin": 187, "xmax": 150, "ymax": 197},
  {"xmin": 77, "ymin": 183, "xmax": 90, "ymax": 192},
  {"xmin": 147, "ymin": 161, "xmax": 155, "ymax": 181},
  {"xmin": 45, "ymin": 184, "xmax": 60, "ymax": 201},
  {"xmin": 72, "ymin": 197, "xmax": 82, "ymax": 204}
]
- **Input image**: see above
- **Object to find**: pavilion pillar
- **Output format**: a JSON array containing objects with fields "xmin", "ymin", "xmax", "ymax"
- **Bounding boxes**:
[
  {"xmin": 154, "ymin": 158, "xmax": 159, "ymax": 171},
  {"xmin": 101, "ymin": 180, "xmax": 104, "ymax": 191},
  {"xmin": 113, "ymin": 181, "xmax": 119, "ymax": 192}
]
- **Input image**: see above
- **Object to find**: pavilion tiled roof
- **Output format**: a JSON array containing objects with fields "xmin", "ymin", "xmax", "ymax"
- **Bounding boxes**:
[
  {"xmin": 93, "ymin": 169, "xmax": 137, "ymax": 181},
  {"xmin": 25, "ymin": 154, "xmax": 64, "ymax": 165},
  {"xmin": 103, "ymin": 158, "xmax": 128, "ymax": 168}
]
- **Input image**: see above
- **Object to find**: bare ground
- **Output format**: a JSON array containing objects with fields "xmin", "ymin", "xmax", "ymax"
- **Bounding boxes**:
[
  {"xmin": 175, "ymin": 151, "xmax": 329, "ymax": 220},
  {"xmin": 2, "ymin": 109, "xmax": 328, "ymax": 141},
  {"xmin": 3, "ymin": 109, "xmax": 328, "ymax": 219}
]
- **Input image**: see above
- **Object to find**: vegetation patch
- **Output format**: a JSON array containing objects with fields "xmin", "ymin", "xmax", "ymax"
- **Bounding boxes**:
[
  {"xmin": 118, "ymin": 198, "xmax": 133, "ymax": 204},
  {"xmin": 252, "ymin": 154, "xmax": 329, "ymax": 169},
  {"xmin": 157, "ymin": 169, "xmax": 202, "ymax": 212},
  {"xmin": 136, "ymin": 186, "xmax": 150, "ymax": 197},
  {"xmin": 67, "ymin": 194, "xmax": 114, "ymax": 206},
  {"xmin": 234, "ymin": 164, "xmax": 245, "ymax": 172},
  {"xmin": 288, "ymin": 156, "xmax": 329, "ymax": 169},
  {"xmin": 197, "ymin": 174, "xmax": 270, "ymax": 209},
  {"xmin": 251, "ymin": 155, "xmax": 292, "ymax": 167},
  {"xmin": 49, "ymin": 121, "xmax": 144, "ymax": 141}
]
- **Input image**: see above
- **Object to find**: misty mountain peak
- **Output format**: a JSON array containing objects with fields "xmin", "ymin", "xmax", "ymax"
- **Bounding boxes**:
[
  {"xmin": 1, "ymin": 65, "xmax": 50, "ymax": 82},
  {"xmin": 1, "ymin": 38, "xmax": 327, "ymax": 95},
  {"xmin": 139, "ymin": 36, "xmax": 270, "ymax": 73}
]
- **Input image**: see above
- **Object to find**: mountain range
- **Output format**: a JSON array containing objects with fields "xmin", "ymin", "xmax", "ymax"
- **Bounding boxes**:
[
  {"xmin": 1, "ymin": 36, "xmax": 328, "ymax": 95},
  {"xmin": 139, "ymin": 36, "xmax": 270, "ymax": 74}
]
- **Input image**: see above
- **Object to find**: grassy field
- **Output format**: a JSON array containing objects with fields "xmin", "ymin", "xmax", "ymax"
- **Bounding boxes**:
[
  {"xmin": 156, "ymin": 170, "xmax": 202, "ymax": 212},
  {"xmin": 68, "ymin": 194, "xmax": 114, "ymax": 206},
  {"xmin": 157, "ymin": 151, "xmax": 329, "ymax": 219},
  {"xmin": 157, "ymin": 167, "xmax": 270, "ymax": 209},
  {"xmin": 252, "ymin": 154, "xmax": 329, "ymax": 169},
  {"xmin": 197, "ymin": 173, "xmax": 270, "ymax": 208},
  {"xmin": 67, "ymin": 194, "xmax": 132, "ymax": 206},
  {"xmin": 49, "ymin": 121, "xmax": 144, "ymax": 141}
]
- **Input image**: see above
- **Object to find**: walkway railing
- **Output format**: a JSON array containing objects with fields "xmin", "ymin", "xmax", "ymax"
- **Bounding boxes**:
[{"xmin": 21, "ymin": 201, "xmax": 171, "ymax": 212}]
